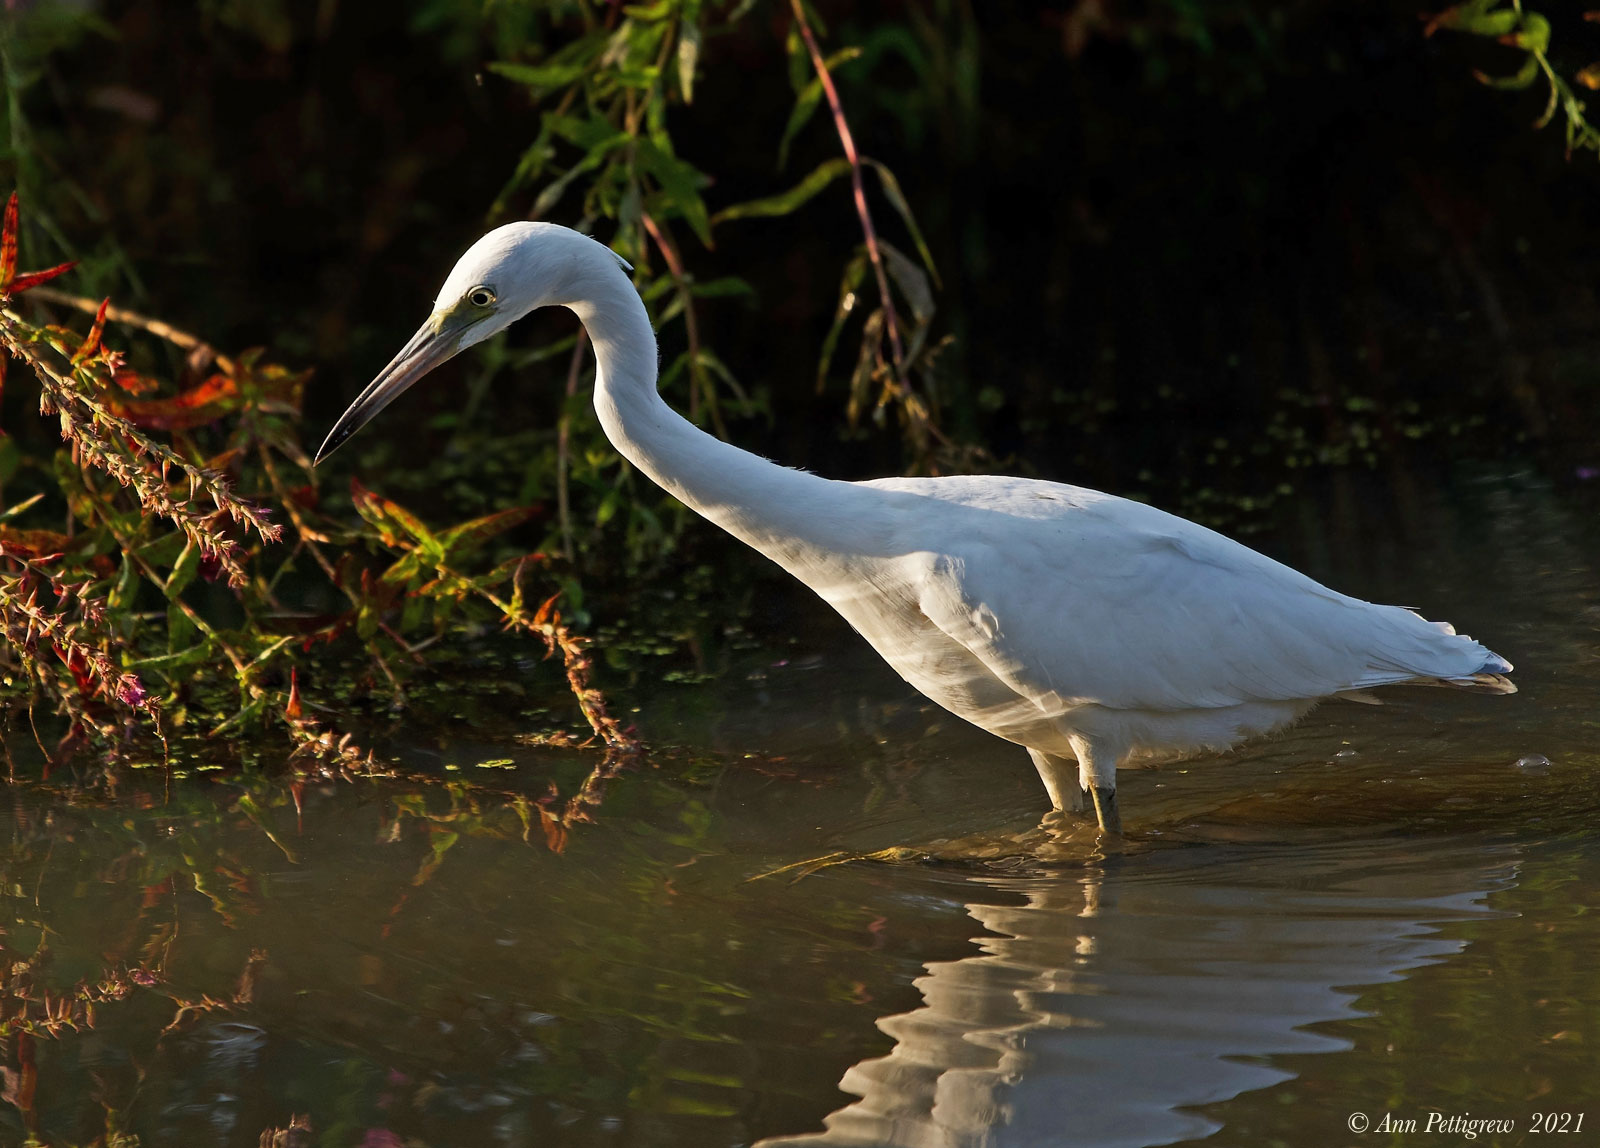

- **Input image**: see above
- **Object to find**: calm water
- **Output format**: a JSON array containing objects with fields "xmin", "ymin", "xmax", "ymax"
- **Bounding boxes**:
[{"xmin": 2, "ymin": 468, "xmax": 1598, "ymax": 1147}]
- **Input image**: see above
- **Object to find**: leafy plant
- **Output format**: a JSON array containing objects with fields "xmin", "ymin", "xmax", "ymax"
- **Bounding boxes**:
[
  {"xmin": 483, "ymin": 0, "xmax": 956, "ymax": 492},
  {"xmin": 0, "ymin": 0, "xmax": 971, "ymax": 781},
  {"xmin": 0, "ymin": 193, "xmax": 631, "ymax": 774},
  {"xmin": 1427, "ymin": 0, "xmax": 1600, "ymax": 157}
]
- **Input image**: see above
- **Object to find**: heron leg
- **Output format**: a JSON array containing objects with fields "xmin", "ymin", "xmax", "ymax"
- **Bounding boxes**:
[
  {"xmin": 1089, "ymin": 786, "xmax": 1122, "ymax": 835},
  {"xmin": 1068, "ymin": 734, "xmax": 1124, "ymax": 835},
  {"xmin": 1027, "ymin": 748, "xmax": 1088, "ymax": 813}
]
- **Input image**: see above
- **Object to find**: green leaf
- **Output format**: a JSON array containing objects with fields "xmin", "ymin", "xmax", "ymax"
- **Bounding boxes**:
[
  {"xmin": 879, "ymin": 239, "xmax": 935, "ymax": 327},
  {"xmin": 785, "ymin": 24, "xmax": 809, "ymax": 94},
  {"xmin": 713, "ymin": 157, "xmax": 849, "ymax": 224},
  {"xmin": 1511, "ymin": 11, "xmax": 1550, "ymax": 54},
  {"xmin": 0, "ymin": 438, "xmax": 20, "ymax": 487},
  {"xmin": 863, "ymin": 158, "xmax": 940, "ymax": 287},
  {"xmin": 108, "ymin": 553, "xmax": 139, "ymax": 613},
  {"xmin": 351, "ymin": 479, "xmax": 443, "ymax": 562},
  {"xmin": 166, "ymin": 540, "xmax": 201, "ymax": 601},
  {"xmin": 533, "ymin": 159, "xmax": 602, "ymax": 219},
  {"xmin": 547, "ymin": 112, "xmax": 627, "ymax": 153},
  {"xmin": 676, "ymin": 17, "xmax": 701, "ymax": 103},
  {"xmin": 688, "ymin": 276, "xmax": 755, "ymax": 299},
  {"xmin": 1431, "ymin": 0, "xmax": 1519, "ymax": 37},
  {"xmin": 0, "ymin": 489, "xmax": 40, "ymax": 522},
  {"xmin": 636, "ymin": 139, "xmax": 714, "ymax": 246},
  {"xmin": 778, "ymin": 47, "xmax": 860, "ymax": 169},
  {"xmin": 817, "ymin": 252, "xmax": 868, "ymax": 390},
  {"xmin": 696, "ymin": 347, "xmax": 751, "ymax": 404},
  {"xmin": 487, "ymin": 60, "xmax": 589, "ymax": 91},
  {"xmin": 167, "ymin": 599, "xmax": 196, "ymax": 652},
  {"xmin": 437, "ymin": 505, "xmax": 540, "ymax": 560},
  {"xmin": 1476, "ymin": 54, "xmax": 1541, "ymax": 90}
]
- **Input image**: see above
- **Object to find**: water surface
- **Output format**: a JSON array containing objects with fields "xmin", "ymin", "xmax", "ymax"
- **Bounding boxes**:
[{"xmin": 2, "ymin": 469, "xmax": 1597, "ymax": 1147}]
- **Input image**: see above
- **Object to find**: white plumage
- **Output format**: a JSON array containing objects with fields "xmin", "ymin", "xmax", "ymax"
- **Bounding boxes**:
[{"xmin": 317, "ymin": 223, "xmax": 1514, "ymax": 833}]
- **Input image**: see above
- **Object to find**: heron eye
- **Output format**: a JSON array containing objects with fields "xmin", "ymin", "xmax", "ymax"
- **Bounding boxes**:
[{"xmin": 467, "ymin": 286, "xmax": 496, "ymax": 307}]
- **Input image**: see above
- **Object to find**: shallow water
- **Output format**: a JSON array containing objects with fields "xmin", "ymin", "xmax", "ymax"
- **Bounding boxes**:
[{"xmin": 2, "ymin": 468, "xmax": 1598, "ymax": 1147}]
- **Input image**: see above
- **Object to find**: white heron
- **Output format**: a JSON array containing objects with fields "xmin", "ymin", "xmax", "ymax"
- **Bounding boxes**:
[{"xmin": 316, "ymin": 223, "xmax": 1515, "ymax": 834}]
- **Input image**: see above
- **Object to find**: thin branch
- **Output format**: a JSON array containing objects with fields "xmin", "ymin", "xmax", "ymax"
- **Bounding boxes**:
[
  {"xmin": 641, "ymin": 210, "xmax": 728, "ymax": 437},
  {"xmin": 788, "ymin": 0, "xmax": 908, "ymax": 391},
  {"xmin": 557, "ymin": 328, "xmax": 589, "ymax": 562},
  {"xmin": 21, "ymin": 285, "xmax": 236, "ymax": 375}
]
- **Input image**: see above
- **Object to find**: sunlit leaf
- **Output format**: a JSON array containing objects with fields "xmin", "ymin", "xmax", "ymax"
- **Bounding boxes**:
[
  {"xmin": 71, "ymin": 298, "xmax": 109, "ymax": 365},
  {"xmin": 165, "ymin": 540, "xmax": 201, "ymax": 601},
  {"xmin": 437, "ymin": 505, "xmax": 541, "ymax": 559},
  {"xmin": 1474, "ymin": 55, "xmax": 1540, "ymax": 90},
  {"xmin": 1506, "ymin": 11, "xmax": 1551, "ymax": 53},
  {"xmin": 110, "ymin": 373, "xmax": 245, "ymax": 430},
  {"xmin": 713, "ymin": 157, "xmax": 849, "ymax": 224},
  {"xmin": 818, "ymin": 252, "xmax": 867, "ymax": 391},
  {"xmin": 677, "ymin": 17, "xmax": 701, "ymax": 103},
  {"xmin": 107, "ymin": 552, "xmax": 139, "ymax": 612},
  {"xmin": 111, "ymin": 367, "xmax": 161, "ymax": 395},
  {"xmin": 0, "ymin": 526, "xmax": 71, "ymax": 561},
  {"xmin": 0, "ymin": 487, "xmax": 38, "ymax": 520},
  {"xmin": 623, "ymin": 0, "xmax": 675, "ymax": 19},
  {"xmin": 284, "ymin": 667, "xmax": 302, "ymax": 720},
  {"xmin": 7, "ymin": 261, "xmax": 76, "ymax": 295},
  {"xmin": 350, "ymin": 478, "xmax": 441, "ymax": 558},
  {"xmin": 1425, "ymin": 0, "xmax": 1519, "ymax": 38},
  {"xmin": 487, "ymin": 60, "xmax": 590, "ymax": 90}
]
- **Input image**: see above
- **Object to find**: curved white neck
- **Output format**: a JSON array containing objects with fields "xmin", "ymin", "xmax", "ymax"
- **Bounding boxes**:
[{"xmin": 565, "ymin": 284, "xmax": 879, "ymax": 573}]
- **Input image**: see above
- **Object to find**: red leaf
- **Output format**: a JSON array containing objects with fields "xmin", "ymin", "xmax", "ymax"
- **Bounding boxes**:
[
  {"xmin": 0, "ymin": 193, "xmax": 17, "ymax": 290},
  {"xmin": 110, "ymin": 372, "xmax": 243, "ymax": 430},
  {"xmin": 71, "ymin": 297, "xmax": 110, "ymax": 365},
  {"xmin": 111, "ymin": 366, "xmax": 161, "ymax": 395},
  {"xmin": 0, "ymin": 526, "xmax": 72, "ymax": 561},
  {"xmin": 7, "ymin": 260, "xmax": 78, "ymax": 295},
  {"xmin": 349, "ymin": 477, "xmax": 437, "ymax": 550}
]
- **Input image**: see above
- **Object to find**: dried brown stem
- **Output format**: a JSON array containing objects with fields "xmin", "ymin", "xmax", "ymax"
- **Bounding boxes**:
[
  {"xmin": 0, "ymin": 319, "xmax": 278, "ymax": 586},
  {"xmin": 21, "ymin": 285, "xmax": 236, "ymax": 375},
  {"xmin": 556, "ymin": 329, "xmax": 589, "ymax": 561}
]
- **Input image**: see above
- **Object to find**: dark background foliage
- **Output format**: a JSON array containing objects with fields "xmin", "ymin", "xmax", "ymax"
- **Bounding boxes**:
[{"xmin": 10, "ymin": 0, "xmax": 1596, "ymax": 525}]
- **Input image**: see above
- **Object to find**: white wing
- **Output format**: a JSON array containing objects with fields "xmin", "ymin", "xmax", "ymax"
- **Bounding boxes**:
[{"xmin": 862, "ymin": 476, "xmax": 1507, "ymax": 713}]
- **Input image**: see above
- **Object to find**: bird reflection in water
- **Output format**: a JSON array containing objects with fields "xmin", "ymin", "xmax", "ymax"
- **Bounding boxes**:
[{"xmin": 758, "ymin": 841, "xmax": 1514, "ymax": 1148}]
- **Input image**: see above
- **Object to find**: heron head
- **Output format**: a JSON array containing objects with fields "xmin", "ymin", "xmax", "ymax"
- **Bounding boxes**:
[{"xmin": 314, "ymin": 223, "xmax": 630, "ymax": 464}]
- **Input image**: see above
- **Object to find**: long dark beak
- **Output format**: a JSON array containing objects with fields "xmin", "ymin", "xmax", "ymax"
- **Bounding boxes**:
[{"xmin": 314, "ymin": 316, "xmax": 461, "ymax": 464}]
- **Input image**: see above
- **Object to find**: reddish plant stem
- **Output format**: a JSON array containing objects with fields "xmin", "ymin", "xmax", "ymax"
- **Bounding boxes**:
[
  {"xmin": 640, "ymin": 210, "xmax": 723, "ymax": 435},
  {"xmin": 788, "ymin": 0, "xmax": 908, "ymax": 391},
  {"xmin": 557, "ymin": 328, "xmax": 589, "ymax": 561}
]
